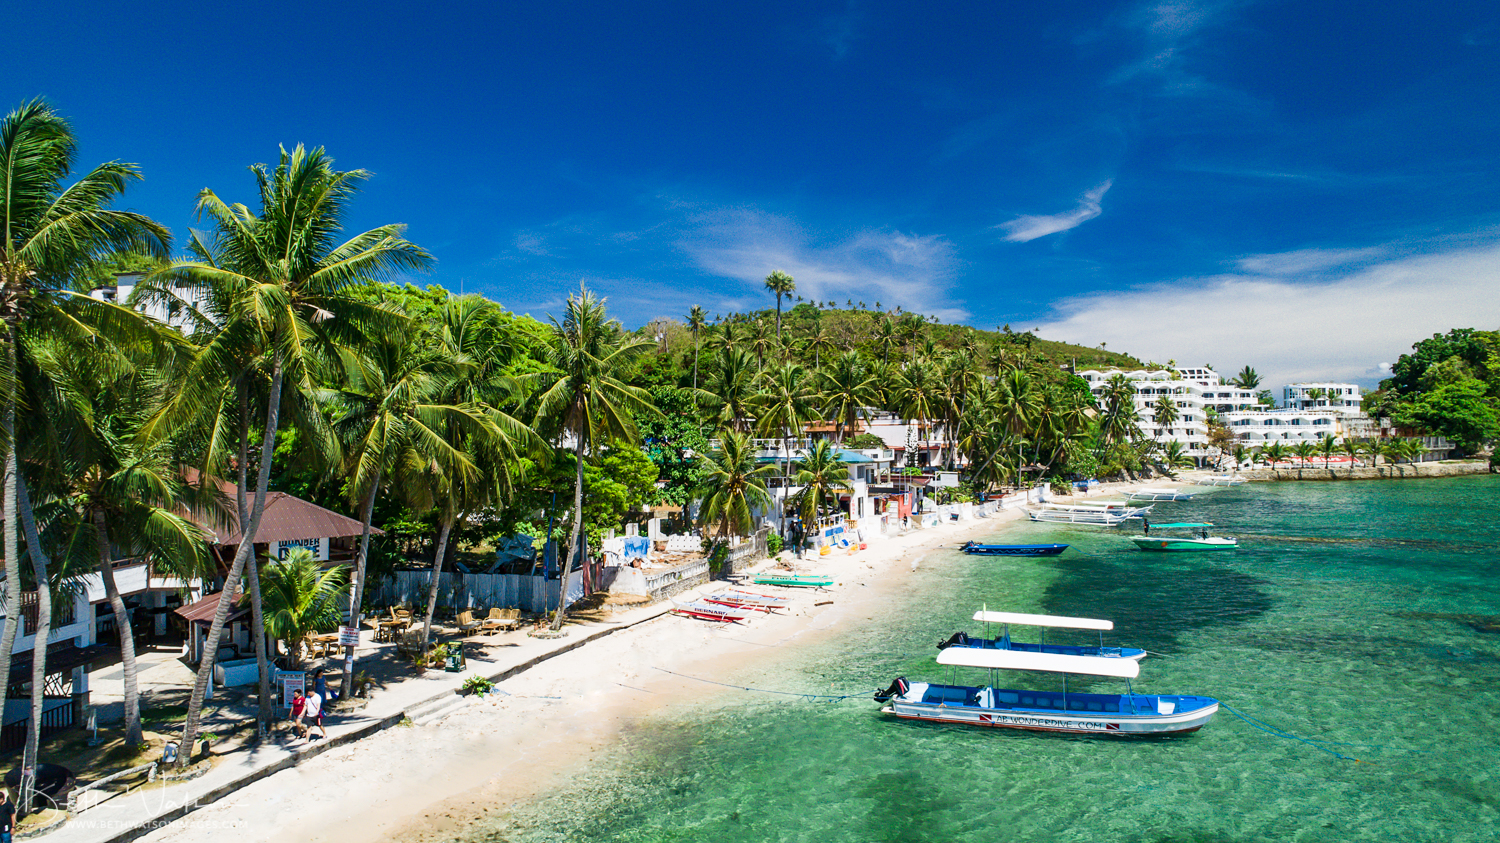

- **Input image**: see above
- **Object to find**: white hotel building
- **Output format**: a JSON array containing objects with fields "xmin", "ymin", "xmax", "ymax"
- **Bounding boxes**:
[{"xmin": 1075, "ymin": 367, "xmax": 1259, "ymax": 464}]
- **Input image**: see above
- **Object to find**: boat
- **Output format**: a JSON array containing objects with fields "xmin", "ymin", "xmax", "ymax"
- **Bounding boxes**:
[
  {"xmin": 1024, "ymin": 500, "xmax": 1153, "ymax": 526},
  {"xmin": 750, "ymin": 573, "xmax": 834, "ymax": 588},
  {"xmin": 1130, "ymin": 522, "xmax": 1237, "ymax": 552},
  {"xmin": 670, "ymin": 599, "xmax": 752, "ymax": 622},
  {"xmin": 873, "ymin": 647, "xmax": 1218, "ymax": 736},
  {"xmin": 1194, "ymin": 474, "xmax": 1247, "ymax": 487},
  {"xmin": 938, "ymin": 610, "xmax": 1146, "ymax": 661},
  {"xmin": 1125, "ymin": 486, "xmax": 1199, "ymax": 502},
  {"xmin": 702, "ymin": 589, "xmax": 789, "ymax": 611},
  {"xmin": 959, "ymin": 542, "xmax": 1068, "ymax": 557}
]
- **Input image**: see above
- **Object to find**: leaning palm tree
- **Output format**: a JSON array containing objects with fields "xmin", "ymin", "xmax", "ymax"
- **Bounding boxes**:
[
  {"xmin": 764, "ymin": 270, "xmax": 795, "ymax": 341},
  {"xmin": 819, "ymin": 351, "xmax": 877, "ymax": 446},
  {"xmin": 524, "ymin": 286, "xmax": 655, "ymax": 631},
  {"xmin": 0, "ymin": 98, "xmax": 170, "ymax": 794},
  {"xmin": 686, "ymin": 305, "xmax": 707, "ymax": 389},
  {"xmin": 262, "ymin": 548, "xmax": 349, "ymax": 670},
  {"xmin": 694, "ymin": 431, "xmax": 776, "ymax": 539},
  {"xmin": 143, "ymin": 144, "xmax": 432, "ymax": 763},
  {"xmin": 792, "ymin": 440, "xmax": 853, "ymax": 527},
  {"xmin": 753, "ymin": 362, "xmax": 817, "ymax": 536}
]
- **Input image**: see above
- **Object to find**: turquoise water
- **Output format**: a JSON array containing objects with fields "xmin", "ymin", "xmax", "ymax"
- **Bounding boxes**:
[{"xmin": 461, "ymin": 477, "xmax": 1500, "ymax": 842}]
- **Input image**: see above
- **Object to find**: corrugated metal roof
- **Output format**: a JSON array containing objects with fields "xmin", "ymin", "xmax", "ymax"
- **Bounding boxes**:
[
  {"xmin": 175, "ymin": 591, "xmax": 250, "ymax": 625},
  {"xmin": 215, "ymin": 490, "xmax": 382, "ymax": 545}
]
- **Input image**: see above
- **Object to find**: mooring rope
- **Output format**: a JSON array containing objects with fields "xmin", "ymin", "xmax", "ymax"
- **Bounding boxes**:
[
  {"xmin": 653, "ymin": 666, "xmax": 878, "ymax": 703},
  {"xmin": 1221, "ymin": 702, "xmax": 1369, "ymax": 762}
]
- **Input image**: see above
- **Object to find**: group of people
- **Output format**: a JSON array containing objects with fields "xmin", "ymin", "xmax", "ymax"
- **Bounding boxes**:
[{"xmin": 288, "ymin": 669, "xmax": 335, "ymax": 742}]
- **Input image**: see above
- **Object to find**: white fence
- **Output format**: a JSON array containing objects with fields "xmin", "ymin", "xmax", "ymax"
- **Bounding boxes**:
[{"xmin": 371, "ymin": 570, "xmax": 581, "ymax": 615}]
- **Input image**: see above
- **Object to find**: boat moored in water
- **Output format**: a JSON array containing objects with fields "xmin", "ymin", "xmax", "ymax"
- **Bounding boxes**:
[
  {"xmin": 1125, "ymin": 486, "xmax": 1200, "ymax": 502},
  {"xmin": 874, "ymin": 647, "xmax": 1218, "ymax": 736},
  {"xmin": 1131, "ymin": 522, "xmax": 1237, "ymax": 552},
  {"xmin": 1024, "ymin": 500, "xmax": 1153, "ymax": 526},
  {"xmin": 959, "ymin": 542, "xmax": 1069, "ymax": 556},
  {"xmin": 1194, "ymin": 474, "xmax": 1247, "ymax": 487},
  {"xmin": 939, "ymin": 610, "xmax": 1147, "ymax": 661}
]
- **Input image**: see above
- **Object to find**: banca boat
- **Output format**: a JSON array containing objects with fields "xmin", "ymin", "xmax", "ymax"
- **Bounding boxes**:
[
  {"xmin": 1024, "ymin": 500, "xmax": 1153, "ymax": 526},
  {"xmin": 959, "ymin": 541, "xmax": 1068, "ymax": 557},
  {"xmin": 1125, "ymin": 486, "xmax": 1199, "ymax": 502},
  {"xmin": 1131, "ymin": 522, "xmax": 1237, "ymax": 552},
  {"xmin": 671, "ymin": 599, "xmax": 752, "ymax": 622},
  {"xmin": 1194, "ymin": 474, "xmax": 1247, "ymax": 487},
  {"xmin": 702, "ymin": 589, "xmax": 789, "ymax": 611},
  {"xmin": 751, "ymin": 573, "xmax": 834, "ymax": 588},
  {"xmin": 939, "ymin": 610, "xmax": 1146, "ymax": 661},
  {"xmin": 874, "ymin": 647, "xmax": 1218, "ymax": 736}
]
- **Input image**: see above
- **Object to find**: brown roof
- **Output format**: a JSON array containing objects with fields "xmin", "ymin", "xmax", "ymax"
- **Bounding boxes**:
[
  {"xmin": 175, "ymin": 591, "xmax": 250, "ymax": 626},
  {"xmin": 217, "ymin": 490, "xmax": 382, "ymax": 545}
]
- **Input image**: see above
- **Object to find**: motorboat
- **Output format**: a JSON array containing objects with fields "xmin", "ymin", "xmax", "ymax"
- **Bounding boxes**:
[
  {"xmin": 1131, "ymin": 522, "xmax": 1237, "ymax": 552},
  {"xmin": 938, "ymin": 610, "xmax": 1146, "ymax": 661},
  {"xmin": 874, "ymin": 647, "xmax": 1218, "ymax": 736},
  {"xmin": 959, "ymin": 542, "xmax": 1068, "ymax": 557},
  {"xmin": 1125, "ymin": 486, "xmax": 1199, "ymax": 502},
  {"xmin": 1024, "ymin": 500, "xmax": 1153, "ymax": 526}
]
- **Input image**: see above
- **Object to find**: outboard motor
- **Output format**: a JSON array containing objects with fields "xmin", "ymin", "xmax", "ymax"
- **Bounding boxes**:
[
  {"xmin": 936, "ymin": 631, "xmax": 969, "ymax": 650},
  {"xmin": 874, "ymin": 677, "xmax": 909, "ymax": 703}
]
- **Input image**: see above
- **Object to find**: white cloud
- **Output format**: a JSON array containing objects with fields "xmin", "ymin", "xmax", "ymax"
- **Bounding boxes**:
[
  {"xmin": 999, "ymin": 181, "xmax": 1113, "ymax": 242},
  {"xmin": 678, "ymin": 208, "xmax": 968, "ymax": 321},
  {"xmin": 1234, "ymin": 247, "xmax": 1386, "ymax": 275},
  {"xmin": 1035, "ymin": 241, "xmax": 1500, "ymax": 391}
]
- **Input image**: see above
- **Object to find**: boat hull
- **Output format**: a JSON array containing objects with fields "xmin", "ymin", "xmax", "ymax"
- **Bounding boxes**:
[
  {"xmin": 751, "ymin": 575, "xmax": 833, "ymax": 588},
  {"xmin": 960, "ymin": 543, "xmax": 1068, "ymax": 557},
  {"xmin": 1130, "ymin": 537, "xmax": 1237, "ymax": 551},
  {"xmin": 879, "ymin": 682, "xmax": 1218, "ymax": 736},
  {"xmin": 881, "ymin": 703, "xmax": 1216, "ymax": 735}
]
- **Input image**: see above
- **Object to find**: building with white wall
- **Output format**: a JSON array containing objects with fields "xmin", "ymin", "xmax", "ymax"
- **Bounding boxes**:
[
  {"xmin": 90, "ymin": 271, "xmax": 213, "ymax": 333},
  {"xmin": 1283, "ymin": 382, "xmax": 1363, "ymax": 414},
  {"xmin": 1074, "ymin": 367, "xmax": 1258, "ymax": 463}
]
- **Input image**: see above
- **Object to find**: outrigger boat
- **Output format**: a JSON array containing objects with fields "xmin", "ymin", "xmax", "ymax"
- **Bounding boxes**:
[
  {"xmin": 751, "ymin": 573, "xmax": 834, "ymax": 588},
  {"xmin": 1125, "ymin": 486, "xmax": 1199, "ymax": 502},
  {"xmin": 1024, "ymin": 500, "xmax": 1153, "ymax": 526},
  {"xmin": 1131, "ymin": 522, "xmax": 1237, "ymax": 552},
  {"xmin": 938, "ymin": 610, "xmax": 1146, "ymax": 661},
  {"xmin": 959, "ymin": 542, "xmax": 1068, "ymax": 557},
  {"xmin": 1194, "ymin": 474, "xmax": 1247, "ymax": 487},
  {"xmin": 874, "ymin": 647, "xmax": 1218, "ymax": 736},
  {"xmin": 702, "ymin": 589, "xmax": 789, "ymax": 612},
  {"xmin": 671, "ymin": 599, "xmax": 752, "ymax": 622}
]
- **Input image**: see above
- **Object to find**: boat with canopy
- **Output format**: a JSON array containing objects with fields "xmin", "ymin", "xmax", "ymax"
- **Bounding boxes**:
[
  {"xmin": 1125, "ymin": 486, "xmax": 1200, "ymax": 502},
  {"xmin": 1024, "ymin": 500, "xmax": 1153, "ymax": 525},
  {"xmin": 874, "ymin": 646, "xmax": 1218, "ymax": 735},
  {"xmin": 958, "ymin": 542, "xmax": 1068, "ymax": 557},
  {"xmin": 1131, "ymin": 522, "xmax": 1237, "ymax": 552},
  {"xmin": 1194, "ymin": 474, "xmax": 1247, "ymax": 487},
  {"xmin": 938, "ymin": 610, "xmax": 1146, "ymax": 661}
]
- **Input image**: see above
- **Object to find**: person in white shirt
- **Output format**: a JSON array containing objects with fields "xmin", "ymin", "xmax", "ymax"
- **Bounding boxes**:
[{"xmin": 304, "ymin": 690, "xmax": 328, "ymax": 741}]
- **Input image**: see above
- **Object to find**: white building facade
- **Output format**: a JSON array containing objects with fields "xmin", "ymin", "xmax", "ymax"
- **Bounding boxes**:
[
  {"xmin": 90, "ymin": 271, "xmax": 212, "ymax": 333},
  {"xmin": 1283, "ymin": 382, "xmax": 1363, "ymax": 414},
  {"xmin": 1075, "ymin": 367, "xmax": 1258, "ymax": 463}
]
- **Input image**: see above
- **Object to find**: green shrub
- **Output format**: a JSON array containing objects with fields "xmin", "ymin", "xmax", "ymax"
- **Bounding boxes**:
[
  {"xmin": 767, "ymin": 533, "xmax": 784, "ymax": 554},
  {"xmin": 463, "ymin": 675, "xmax": 495, "ymax": 695}
]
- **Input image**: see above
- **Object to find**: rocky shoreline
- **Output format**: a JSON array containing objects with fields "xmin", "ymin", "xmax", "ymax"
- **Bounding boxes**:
[{"xmin": 1237, "ymin": 459, "xmax": 1493, "ymax": 482}]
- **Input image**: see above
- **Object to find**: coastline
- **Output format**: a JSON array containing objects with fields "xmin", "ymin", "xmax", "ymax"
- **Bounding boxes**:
[
  {"xmin": 1221, "ymin": 459, "xmax": 1492, "ymax": 483},
  {"xmin": 135, "ymin": 499, "xmax": 1076, "ymax": 843}
]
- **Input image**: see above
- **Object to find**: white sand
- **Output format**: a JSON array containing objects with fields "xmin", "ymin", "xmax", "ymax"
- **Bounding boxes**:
[{"xmin": 136, "ymin": 498, "xmax": 1119, "ymax": 843}]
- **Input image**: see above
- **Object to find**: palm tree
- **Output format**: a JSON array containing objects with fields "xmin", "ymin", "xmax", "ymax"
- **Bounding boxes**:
[
  {"xmin": 764, "ymin": 270, "xmax": 795, "ymax": 341},
  {"xmin": 1152, "ymin": 394, "xmax": 1179, "ymax": 431},
  {"xmin": 0, "ymin": 99, "xmax": 170, "ymax": 792},
  {"xmin": 745, "ymin": 319, "xmax": 775, "ymax": 369},
  {"xmin": 792, "ymin": 440, "xmax": 852, "ymax": 527},
  {"xmin": 147, "ymin": 144, "xmax": 432, "ymax": 761},
  {"xmin": 686, "ymin": 305, "xmax": 707, "ymax": 389},
  {"xmin": 1339, "ymin": 437, "xmax": 1364, "ymax": 476},
  {"xmin": 819, "ymin": 351, "xmax": 878, "ymax": 446},
  {"xmin": 754, "ymin": 362, "xmax": 817, "ymax": 536},
  {"xmin": 694, "ymin": 431, "xmax": 776, "ymax": 539},
  {"xmin": 1230, "ymin": 366, "xmax": 1261, "ymax": 390},
  {"xmin": 1231, "ymin": 444, "xmax": 1248, "ymax": 472},
  {"xmin": 1306, "ymin": 387, "xmax": 1326, "ymax": 409},
  {"xmin": 874, "ymin": 316, "xmax": 898, "ymax": 367},
  {"xmin": 804, "ymin": 318, "xmax": 836, "ymax": 371},
  {"xmin": 1398, "ymin": 438, "xmax": 1424, "ymax": 466},
  {"xmin": 1159, "ymin": 441, "xmax": 1193, "ymax": 478},
  {"xmin": 704, "ymin": 346, "xmax": 758, "ymax": 434},
  {"xmin": 1099, "ymin": 375, "xmax": 1139, "ymax": 445},
  {"xmin": 892, "ymin": 359, "xmax": 941, "ymax": 460},
  {"xmin": 261, "ymin": 548, "xmax": 349, "ymax": 669},
  {"xmin": 1291, "ymin": 440, "xmax": 1317, "ymax": 477},
  {"xmin": 1261, "ymin": 441, "xmax": 1288, "ymax": 476},
  {"xmin": 525, "ymin": 287, "xmax": 656, "ymax": 631},
  {"xmin": 1317, "ymin": 433, "xmax": 1338, "ymax": 470}
]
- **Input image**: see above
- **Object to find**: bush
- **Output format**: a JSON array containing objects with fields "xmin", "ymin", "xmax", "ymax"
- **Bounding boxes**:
[
  {"xmin": 767, "ymin": 533, "xmax": 784, "ymax": 554},
  {"xmin": 846, "ymin": 433, "xmax": 887, "ymax": 450},
  {"xmin": 462, "ymin": 675, "xmax": 495, "ymax": 695}
]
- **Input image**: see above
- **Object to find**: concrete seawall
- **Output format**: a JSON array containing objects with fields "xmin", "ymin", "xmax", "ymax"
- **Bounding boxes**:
[{"xmin": 1243, "ymin": 459, "xmax": 1493, "ymax": 482}]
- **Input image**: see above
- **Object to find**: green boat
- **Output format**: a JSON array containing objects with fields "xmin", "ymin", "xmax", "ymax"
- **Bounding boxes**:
[
  {"xmin": 1130, "ymin": 522, "xmax": 1237, "ymax": 552},
  {"xmin": 751, "ymin": 573, "xmax": 834, "ymax": 588}
]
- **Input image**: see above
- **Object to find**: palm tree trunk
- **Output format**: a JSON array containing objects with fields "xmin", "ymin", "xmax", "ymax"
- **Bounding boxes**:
[
  {"xmin": 92, "ymin": 509, "xmax": 143, "ymax": 745},
  {"xmin": 340, "ymin": 469, "xmax": 382, "ymax": 700},
  {"xmin": 550, "ymin": 441, "xmax": 587, "ymax": 632},
  {"xmin": 16, "ymin": 472, "xmax": 51, "ymax": 811},
  {"xmin": 692, "ymin": 333, "xmax": 699, "ymax": 390},
  {"xmin": 237, "ymin": 382, "xmax": 273, "ymax": 736},
  {"xmin": 0, "ymin": 399, "xmax": 22, "ymax": 762},
  {"xmin": 179, "ymin": 355, "xmax": 284, "ymax": 767},
  {"xmin": 420, "ymin": 516, "xmax": 455, "ymax": 654}
]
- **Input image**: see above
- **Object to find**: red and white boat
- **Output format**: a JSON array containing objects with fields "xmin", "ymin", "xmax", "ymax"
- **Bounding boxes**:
[
  {"xmin": 671, "ymin": 599, "xmax": 752, "ymax": 622},
  {"xmin": 702, "ymin": 590, "xmax": 789, "ymax": 612}
]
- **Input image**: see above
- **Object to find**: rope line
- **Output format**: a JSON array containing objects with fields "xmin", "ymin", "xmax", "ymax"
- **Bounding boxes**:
[
  {"xmin": 1221, "ymin": 702, "xmax": 1362, "ymax": 762},
  {"xmin": 653, "ymin": 666, "xmax": 877, "ymax": 702}
]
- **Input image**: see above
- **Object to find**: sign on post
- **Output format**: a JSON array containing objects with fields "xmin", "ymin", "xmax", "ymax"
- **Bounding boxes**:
[
  {"xmin": 275, "ymin": 670, "xmax": 306, "ymax": 710},
  {"xmin": 338, "ymin": 626, "xmax": 361, "ymax": 647}
]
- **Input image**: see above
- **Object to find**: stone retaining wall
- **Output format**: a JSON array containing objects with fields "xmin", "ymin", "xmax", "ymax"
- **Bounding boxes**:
[{"xmin": 1242, "ymin": 459, "xmax": 1493, "ymax": 482}]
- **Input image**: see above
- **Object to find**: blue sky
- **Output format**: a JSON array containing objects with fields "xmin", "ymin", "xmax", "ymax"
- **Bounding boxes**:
[{"xmin": 8, "ymin": 1, "xmax": 1500, "ymax": 389}]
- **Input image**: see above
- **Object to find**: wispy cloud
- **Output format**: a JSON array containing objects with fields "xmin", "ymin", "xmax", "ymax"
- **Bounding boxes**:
[
  {"xmin": 679, "ymin": 208, "xmax": 967, "ymax": 321},
  {"xmin": 822, "ymin": 2, "xmax": 865, "ymax": 60},
  {"xmin": 999, "ymin": 181, "xmax": 1113, "ymax": 242},
  {"xmin": 1035, "ymin": 239, "xmax": 1500, "ymax": 389}
]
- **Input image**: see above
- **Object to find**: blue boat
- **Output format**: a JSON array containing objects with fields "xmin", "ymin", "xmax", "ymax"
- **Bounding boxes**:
[
  {"xmin": 959, "ymin": 541, "xmax": 1068, "ymax": 556},
  {"xmin": 938, "ymin": 610, "xmax": 1147, "ymax": 661}
]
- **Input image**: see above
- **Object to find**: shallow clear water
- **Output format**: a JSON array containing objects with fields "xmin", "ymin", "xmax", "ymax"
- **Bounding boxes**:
[{"xmin": 457, "ymin": 477, "xmax": 1500, "ymax": 842}]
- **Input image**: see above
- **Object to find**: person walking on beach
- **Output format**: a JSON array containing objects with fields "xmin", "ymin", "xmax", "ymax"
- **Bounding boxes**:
[
  {"xmin": 289, "ymin": 689, "xmax": 307, "ymax": 740},
  {"xmin": 0, "ymin": 788, "xmax": 15, "ymax": 843},
  {"xmin": 304, "ymin": 688, "xmax": 328, "ymax": 741}
]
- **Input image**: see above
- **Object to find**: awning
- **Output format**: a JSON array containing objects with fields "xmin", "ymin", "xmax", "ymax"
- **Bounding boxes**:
[
  {"xmin": 972, "ymin": 611, "xmax": 1114, "ymax": 631},
  {"xmin": 7, "ymin": 642, "xmax": 117, "ymax": 687},
  {"xmin": 937, "ymin": 647, "xmax": 1140, "ymax": 678},
  {"xmin": 174, "ymin": 591, "xmax": 250, "ymax": 626}
]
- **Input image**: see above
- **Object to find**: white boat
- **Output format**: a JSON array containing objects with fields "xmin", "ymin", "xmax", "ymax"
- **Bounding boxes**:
[
  {"xmin": 1024, "ymin": 500, "xmax": 1153, "ymax": 525},
  {"xmin": 1125, "ymin": 486, "xmax": 1199, "ymax": 502},
  {"xmin": 874, "ymin": 647, "xmax": 1218, "ymax": 736},
  {"xmin": 1194, "ymin": 475, "xmax": 1247, "ymax": 487},
  {"xmin": 939, "ymin": 610, "xmax": 1147, "ymax": 661},
  {"xmin": 1130, "ymin": 522, "xmax": 1238, "ymax": 552}
]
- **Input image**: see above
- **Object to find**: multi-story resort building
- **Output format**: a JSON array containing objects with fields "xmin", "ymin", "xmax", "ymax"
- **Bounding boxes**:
[
  {"xmin": 1074, "ymin": 367, "xmax": 1258, "ymax": 464},
  {"xmin": 1283, "ymin": 382, "xmax": 1363, "ymax": 414}
]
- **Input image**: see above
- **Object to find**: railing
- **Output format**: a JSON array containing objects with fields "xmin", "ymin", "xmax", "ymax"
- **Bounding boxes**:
[
  {"xmin": 20, "ymin": 591, "xmax": 77, "ymax": 637},
  {"xmin": 643, "ymin": 560, "xmax": 709, "ymax": 594},
  {"xmin": 0, "ymin": 698, "xmax": 74, "ymax": 752},
  {"xmin": 68, "ymin": 761, "xmax": 157, "ymax": 812}
]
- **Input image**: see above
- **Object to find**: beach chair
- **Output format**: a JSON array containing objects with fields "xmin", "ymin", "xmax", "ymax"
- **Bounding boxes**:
[
  {"xmin": 479, "ymin": 608, "xmax": 521, "ymax": 632},
  {"xmin": 455, "ymin": 610, "xmax": 483, "ymax": 636}
]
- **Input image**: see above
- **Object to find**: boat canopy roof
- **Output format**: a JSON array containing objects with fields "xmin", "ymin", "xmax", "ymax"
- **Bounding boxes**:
[
  {"xmin": 1149, "ymin": 522, "xmax": 1213, "ymax": 529},
  {"xmin": 972, "ymin": 610, "xmax": 1113, "ymax": 631},
  {"xmin": 937, "ymin": 646, "xmax": 1141, "ymax": 678}
]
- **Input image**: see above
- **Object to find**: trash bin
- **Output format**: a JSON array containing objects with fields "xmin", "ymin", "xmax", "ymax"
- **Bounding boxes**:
[{"xmin": 444, "ymin": 642, "xmax": 466, "ymax": 672}]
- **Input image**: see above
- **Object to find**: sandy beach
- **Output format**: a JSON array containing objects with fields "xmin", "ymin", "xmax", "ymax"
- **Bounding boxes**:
[{"xmin": 137, "ymin": 488, "xmax": 1145, "ymax": 843}]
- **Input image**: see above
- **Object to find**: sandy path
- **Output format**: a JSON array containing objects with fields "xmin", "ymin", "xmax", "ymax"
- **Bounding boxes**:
[{"xmin": 135, "ymin": 503, "xmax": 1079, "ymax": 843}]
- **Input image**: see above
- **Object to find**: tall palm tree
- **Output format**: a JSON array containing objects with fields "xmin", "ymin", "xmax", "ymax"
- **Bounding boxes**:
[
  {"xmin": 0, "ymin": 99, "xmax": 170, "ymax": 793},
  {"xmin": 686, "ymin": 305, "xmax": 706, "ymax": 389},
  {"xmin": 525, "ymin": 286, "xmax": 655, "ymax": 631},
  {"xmin": 1099, "ymin": 375, "xmax": 1139, "ymax": 446},
  {"xmin": 1317, "ymin": 433, "xmax": 1338, "ymax": 469},
  {"xmin": 804, "ymin": 318, "xmax": 836, "ymax": 371},
  {"xmin": 694, "ymin": 431, "xmax": 776, "ymax": 539},
  {"xmin": 1291, "ymin": 440, "xmax": 1317, "ymax": 477},
  {"xmin": 147, "ymin": 144, "xmax": 432, "ymax": 761},
  {"xmin": 892, "ymin": 359, "xmax": 941, "ymax": 460},
  {"xmin": 262, "ymin": 548, "xmax": 349, "ymax": 670},
  {"xmin": 1152, "ymin": 394, "xmax": 1179, "ymax": 431},
  {"xmin": 703, "ymin": 346, "xmax": 758, "ymax": 434},
  {"xmin": 1230, "ymin": 366, "xmax": 1261, "ymax": 390},
  {"xmin": 745, "ymin": 319, "xmax": 774, "ymax": 369},
  {"xmin": 764, "ymin": 270, "xmax": 795, "ymax": 341},
  {"xmin": 874, "ymin": 316, "xmax": 898, "ymax": 367},
  {"xmin": 753, "ymin": 362, "xmax": 817, "ymax": 536},
  {"xmin": 792, "ymin": 440, "xmax": 852, "ymax": 527},
  {"xmin": 819, "ymin": 351, "xmax": 877, "ymax": 446}
]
